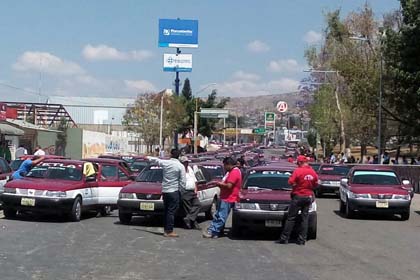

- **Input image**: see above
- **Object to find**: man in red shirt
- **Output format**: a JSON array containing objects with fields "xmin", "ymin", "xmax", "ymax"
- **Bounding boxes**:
[
  {"xmin": 277, "ymin": 155, "xmax": 318, "ymax": 245},
  {"xmin": 203, "ymin": 157, "xmax": 242, "ymax": 238},
  {"xmin": 287, "ymin": 155, "xmax": 294, "ymax": 163}
]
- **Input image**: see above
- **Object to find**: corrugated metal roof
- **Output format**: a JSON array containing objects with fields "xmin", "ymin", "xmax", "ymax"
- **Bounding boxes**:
[{"xmin": 47, "ymin": 96, "xmax": 135, "ymax": 107}]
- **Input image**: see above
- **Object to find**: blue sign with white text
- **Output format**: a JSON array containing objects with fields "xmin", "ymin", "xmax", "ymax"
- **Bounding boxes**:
[{"xmin": 159, "ymin": 19, "xmax": 199, "ymax": 48}]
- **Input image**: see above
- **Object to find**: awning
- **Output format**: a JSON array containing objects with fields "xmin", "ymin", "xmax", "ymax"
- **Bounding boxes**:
[
  {"xmin": 6, "ymin": 119, "xmax": 61, "ymax": 133},
  {"xmin": 0, "ymin": 123, "xmax": 24, "ymax": 136}
]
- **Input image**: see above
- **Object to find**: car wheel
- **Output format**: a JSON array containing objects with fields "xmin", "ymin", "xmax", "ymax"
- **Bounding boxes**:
[
  {"xmin": 339, "ymin": 199, "xmax": 345, "ymax": 213},
  {"xmin": 345, "ymin": 199, "xmax": 355, "ymax": 219},
  {"xmin": 205, "ymin": 197, "xmax": 218, "ymax": 220},
  {"xmin": 119, "ymin": 211, "xmax": 132, "ymax": 225},
  {"xmin": 401, "ymin": 210, "xmax": 410, "ymax": 221},
  {"xmin": 3, "ymin": 207, "xmax": 17, "ymax": 219},
  {"xmin": 231, "ymin": 213, "xmax": 242, "ymax": 238},
  {"xmin": 69, "ymin": 197, "xmax": 82, "ymax": 222},
  {"xmin": 100, "ymin": 206, "xmax": 112, "ymax": 217},
  {"xmin": 308, "ymin": 213, "xmax": 317, "ymax": 240}
]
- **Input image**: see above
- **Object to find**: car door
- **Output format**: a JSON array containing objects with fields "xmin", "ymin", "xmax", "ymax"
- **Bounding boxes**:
[
  {"xmin": 0, "ymin": 158, "xmax": 11, "ymax": 191},
  {"xmin": 194, "ymin": 165, "xmax": 219, "ymax": 207}
]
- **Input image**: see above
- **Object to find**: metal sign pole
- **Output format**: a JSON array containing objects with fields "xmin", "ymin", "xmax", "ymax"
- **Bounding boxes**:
[{"xmin": 173, "ymin": 48, "xmax": 181, "ymax": 149}]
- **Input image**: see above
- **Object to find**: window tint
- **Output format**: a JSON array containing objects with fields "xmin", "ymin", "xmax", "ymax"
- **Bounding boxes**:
[
  {"xmin": 118, "ymin": 169, "xmax": 129, "ymax": 181},
  {"xmin": 193, "ymin": 166, "xmax": 207, "ymax": 182},
  {"xmin": 102, "ymin": 165, "xmax": 118, "ymax": 178},
  {"xmin": 0, "ymin": 159, "xmax": 11, "ymax": 173}
]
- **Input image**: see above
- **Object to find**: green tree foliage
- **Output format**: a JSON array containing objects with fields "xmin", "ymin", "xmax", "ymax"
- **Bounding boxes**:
[
  {"xmin": 181, "ymin": 78, "xmax": 192, "ymax": 100},
  {"xmin": 55, "ymin": 118, "xmax": 69, "ymax": 156},
  {"xmin": 383, "ymin": 0, "xmax": 420, "ymax": 140},
  {"xmin": 123, "ymin": 92, "xmax": 186, "ymax": 152},
  {"xmin": 198, "ymin": 89, "xmax": 230, "ymax": 137},
  {"xmin": 179, "ymin": 78, "xmax": 195, "ymax": 134}
]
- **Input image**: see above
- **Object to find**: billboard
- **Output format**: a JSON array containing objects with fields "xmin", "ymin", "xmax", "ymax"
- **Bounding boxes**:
[
  {"xmin": 159, "ymin": 19, "xmax": 198, "ymax": 48},
  {"xmin": 265, "ymin": 112, "xmax": 276, "ymax": 131},
  {"xmin": 200, "ymin": 109, "xmax": 229, "ymax": 119},
  {"xmin": 163, "ymin": 53, "xmax": 192, "ymax": 72}
]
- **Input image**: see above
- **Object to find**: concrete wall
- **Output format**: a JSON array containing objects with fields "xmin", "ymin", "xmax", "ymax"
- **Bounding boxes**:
[
  {"xmin": 65, "ymin": 128, "xmax": 83, "ymax": 159},
  {"xmin": 37, "ymin": 131, "xmax": 59, "ymax": 155}
]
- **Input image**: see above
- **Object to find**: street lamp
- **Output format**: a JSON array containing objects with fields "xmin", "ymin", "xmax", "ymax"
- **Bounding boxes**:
[
  {"xmin": 349, "ymin": 33, "xmax": 385, "ymax": 163},
  {"xmin": 193, "ymin": 83, "xmax": 217, "ymax": 154}
]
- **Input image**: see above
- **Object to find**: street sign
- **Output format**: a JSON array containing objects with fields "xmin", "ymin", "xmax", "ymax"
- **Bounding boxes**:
[
  {"xmin": 276, "ymin": 101, "xmax": 288, "ymax": 113},
  {"xmin": 253, "ymin": 128, "xmax": 266, "ymax": 135},
  {"xmin": 158, "ymin": 19, "xmax": 199, "ymax": 48},
  {"xmin": 200, "ymin": 108, "xmax": 229, "ymax": 119},
  {"xmin": 163, "ymin": 53, "xmax": 192, "ymax": 72},
  {"xmin": 265, "ymin": 112, "xmax": 275, "ymax": 122}
]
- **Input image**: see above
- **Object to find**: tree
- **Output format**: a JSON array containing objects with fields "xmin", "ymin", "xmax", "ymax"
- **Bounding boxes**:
[
  {"xmin": 123, "ymin": 92, "xmax": 186, "ymax": 153},
  {"xmin": 198, "ymin": 89, "xmax": 230, "ymax": 137},
  {"xmin": 181, "ymin": 78, "xmax": 193, "ymax": 100},
  {"xmin": 55, "ymin": 118, "xmax": 69, "ymax": 156},
  {"xmin": 179, "ymin": 78, "xmax": 195, "ymax": 135},
  {"xmin": 383, "ymin": 0, "xmax": 420, "ymax": 142}
]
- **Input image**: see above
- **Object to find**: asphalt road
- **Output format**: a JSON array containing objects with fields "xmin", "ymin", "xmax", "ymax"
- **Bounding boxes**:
[{"xmin": 1, "ymin": 196, "xmax": 420, "ymax": 280}]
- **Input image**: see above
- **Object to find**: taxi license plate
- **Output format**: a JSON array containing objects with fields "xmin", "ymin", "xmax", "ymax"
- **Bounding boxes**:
[
  {"xmin": 265, "ymin": 220, "xmax": 282, "ymax": 227},
  {"xmin": 21, "ymin": 197, "xmax": 35, "ymax": 207},
  {"xmin": 140, "ymin": 202, "xmax": 155, "ymax": 211},
  {"xmin": 376, "ymin": 200, "xmax": 389, "ymax": 208}
]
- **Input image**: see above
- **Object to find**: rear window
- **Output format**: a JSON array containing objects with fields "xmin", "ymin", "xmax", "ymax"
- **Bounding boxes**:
[
  {"xmin": 130, "ymin": 161, "xmax": 149, "ymax": 172},
  {"xmin": 201, "ymin": 165, "xmax": 224, "ymax": 179},
  {"xmin": 352, "ymin": 171, "xmax": 399, "ymax": 185},
  {"xmin": 320, "ymin": 166, "xmax": 350, "ymax": 176},
  {"xmin": 11, "ymin": 160, "xmax": 23, "ymax": 171}
]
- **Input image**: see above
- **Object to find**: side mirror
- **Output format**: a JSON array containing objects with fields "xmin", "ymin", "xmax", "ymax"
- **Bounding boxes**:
[
  {"xmin": 341, "ymin": 178, "xmax": 349, "ymax": 185},
  {"xmin": 402, "ymin": 180, "xmax": 410, "ymax": 185},
  {"xmin": 86, "ymin": 175, "xmax": 97, "ymax": 182},
  {"xmin": 130, "ymin": 175, "xmax": 137, "ymax": 181}
]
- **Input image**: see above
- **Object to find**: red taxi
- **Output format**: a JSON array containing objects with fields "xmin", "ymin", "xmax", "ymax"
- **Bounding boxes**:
[
  {"xmin": 231, "ymin": 165, "xmax": 317, "ymax": 239},
  {"xmin": 339, "ymin": 166, "xmax": 412, "ymax": 220},
  {"xmin": 316, "ymin": 164, "xmax": 351, "ymax": 197},
  {"xmin": 117, "ymin": 163, "xmax": 220, "ymax": 224}
]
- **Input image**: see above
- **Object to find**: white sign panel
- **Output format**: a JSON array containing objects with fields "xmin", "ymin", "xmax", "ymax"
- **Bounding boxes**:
[
  {"xmin": 163, "ymin": 53, "xmax": 192, "ymax": 72},
  {"xmin": 200, "ymin": 108, "xmax": 229, "ymax": 119},
  {"xmin": 276, "ymin": 101, "xmax": 288, "ymax": 113}
]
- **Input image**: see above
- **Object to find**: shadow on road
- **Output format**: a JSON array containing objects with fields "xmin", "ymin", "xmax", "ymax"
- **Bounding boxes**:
[
  {"xmin": 1, "ymin": 210, "xmax": 99, "ymax": 223},
  {"xmin": 333, "ymin": 210, "xmax": 403, "ymax": 221}
]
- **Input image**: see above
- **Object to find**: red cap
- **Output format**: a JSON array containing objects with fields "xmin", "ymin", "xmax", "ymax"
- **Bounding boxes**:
[{"xmin": 297, "ymin": 155, "xmax": 308, "ymax": 163}]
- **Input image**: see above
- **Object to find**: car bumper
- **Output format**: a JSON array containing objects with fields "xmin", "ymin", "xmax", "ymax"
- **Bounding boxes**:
[
  {"xmin": 233, "ymin": 209, "xmax": 316, "ymax": 229},
  {"xmin": 0, "ymin": 194, "xmax": 74, "ymax": 213},
  {"xmin": 348, "ymin": 198, "xmax": 411, "ymax": 213},
  {"xmin": 318, "ymin": 183, "xmax": 340, "ymax": 194},
  {"xmin": 117, "ymin": 199, "xmax": 165, "ymax": 216}
]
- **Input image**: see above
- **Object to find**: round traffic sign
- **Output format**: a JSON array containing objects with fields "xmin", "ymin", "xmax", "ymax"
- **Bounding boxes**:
[{"xmin": 276, "ymin": 101, "xmax": 288, "ymax": 113}]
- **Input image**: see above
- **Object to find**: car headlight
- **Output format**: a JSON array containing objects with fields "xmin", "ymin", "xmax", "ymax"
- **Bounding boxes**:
[
  {"xmin": 119, "ymin": 192, "xmax": 136, "ymax": 199},
  {"xmin": 235, "ymin": 202, "xmax": 258, "ymax": 210},
  {"xmin": 318, "ymin": 179, "xmax": 324, "ymax": 185},
  {"xmin": 349, "ymin": 192, "xmax": 369, "ymax": 199},
  {"xmin": 392, "ymin": 194, "xmax": 410, "ymax": 200},
  {"xmin": 3, "ymin": 187, "xmax": 16, "ymax": 194},
  {"xmin": 46, "ymin": 191, "xmax": 67, "ymax": 198}
]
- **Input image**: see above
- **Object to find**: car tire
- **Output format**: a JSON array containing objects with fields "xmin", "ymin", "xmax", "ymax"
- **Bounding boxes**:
[
  {"xmin": 119, "ymin": 211, "xmax": 132, "ymax": 225},
  {"xmin": 231, "ymin": 213, "xmax": 242, "ymax": 238},
  {"xmin": 308, "ymin": 213, "xmax": 317, "ymax": 240},
  {"xmin": 3, "ymin": 207, "xmax": 17, "ymax": 219},
  {"xmin": 345, "ymin": 199, "xmax": 355, "ymax": 219},
  {"xmin": 69, "ymin": 197, "xmax": 82, "ymax": 222},
  {"xmin": 339, "ymin": 199, "xmax": 345, "ymax": 213},
  {"xmin": 205, "ymin": 196, "xmax": 218, "ymax": 220},
  {"xmin": 100, "ymin": 206, "xmax": 112, "ymax": 217},
  {"xmin": 401, "ymin": 210, "xmax": 410, "ymax": 221}
]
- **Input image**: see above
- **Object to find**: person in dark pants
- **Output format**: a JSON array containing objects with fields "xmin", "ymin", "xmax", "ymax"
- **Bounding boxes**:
[
  {"xmin": 179, "ymin": 156, "xmax": 201, "ymax": 230},
  {"xmin": 147, "ymin": 149, "xmax": 186, "ymax": 237},
  {"xmin": 277, "ymin": 155, "xmax": 318, "ymax": 245}
]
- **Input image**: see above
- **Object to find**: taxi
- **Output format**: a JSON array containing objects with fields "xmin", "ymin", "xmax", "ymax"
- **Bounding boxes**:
[
  {"xmin": 339, "ymin": 165, "xmax": 412, "ymax": 220},
  {"xmin": 231, "ymin": 165, "xmax": 317, "ymax": 239},
  {"xmin": 316, "ymin": 164, "xmax": 351, "ymax": 197},
  {"xmin": 117, "ymin": 163, "xmax": 220, "ymax": 224}
]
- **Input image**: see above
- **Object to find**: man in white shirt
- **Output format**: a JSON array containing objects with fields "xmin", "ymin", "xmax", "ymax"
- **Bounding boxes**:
[
  {"xmin": 15, "ymin": 145, "xmax": 28, "ymax": 158},
  {"xmin": 34, "ymin": 145, "xmax": 46, "ymax": 156},
  {"xmin": 179, "ymin": 156, "xmax": 201, "ymax": 230}
]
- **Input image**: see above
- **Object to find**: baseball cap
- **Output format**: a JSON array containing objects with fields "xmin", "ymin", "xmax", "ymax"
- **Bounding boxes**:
[
  {"xmin": 179, "ymin": 156, "xmax": 189, "ymax": 163},
  {"xmin": 297, "ymin": 155, "xmax": 308, "ymax": 163}
]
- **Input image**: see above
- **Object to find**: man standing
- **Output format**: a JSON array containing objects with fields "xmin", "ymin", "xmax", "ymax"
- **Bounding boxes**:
[
  {"xmin": 11, "ymin": 156, "xmax": 45, "ymax": 180},
  {"xmin": 34, "ymin": 145, "xmax": 46, "ymax": 156},
  {"xmin": 179, "ymin": 156, "xmax": 201, "ymax": 230},
  {"xmin": 147, "ymin": 149, "xmax": 186, "ymax": 237},
  {"xmin": 203, "ymin": 157, "xmax": 242, "ymax": 239},
  {"xmin": 277, "ymin": 155, "xmax": 318, "ymax": 245}
]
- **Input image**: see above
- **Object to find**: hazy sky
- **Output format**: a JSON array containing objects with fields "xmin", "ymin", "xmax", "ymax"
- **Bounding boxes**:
[{"xmin": 0, "ymin": 0, "xmax": 399, "ymax": 101}]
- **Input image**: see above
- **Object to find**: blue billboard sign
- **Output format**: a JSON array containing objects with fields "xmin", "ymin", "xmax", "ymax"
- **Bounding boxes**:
[{"xmin": 159, "ymin": 19, "xmax": 198, "ymax": 48}]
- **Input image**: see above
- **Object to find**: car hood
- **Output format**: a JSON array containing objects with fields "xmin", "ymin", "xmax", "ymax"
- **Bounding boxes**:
[
  {"xmin": 319, "ymin": 174, "xmax": 343, "ymax": 181},
  {"xmin": 239, "ymin": 189, "xmax": 291, "ymax": 203},
  {"xmin": 121, "ymin": 182, "xmax": 162, "ymax": 194},
  {"xmin": 349, "ymin": 184, "xmax": 408, "ymax": 195},
  {"xmin": 6, "ymin": 178, "xmax": 84, "ymax": 191}
]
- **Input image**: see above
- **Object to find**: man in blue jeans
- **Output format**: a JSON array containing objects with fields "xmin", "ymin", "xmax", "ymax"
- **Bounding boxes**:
[{"xmin": 203, "ymin": 157, "xmax": 242, "ymax": 238}]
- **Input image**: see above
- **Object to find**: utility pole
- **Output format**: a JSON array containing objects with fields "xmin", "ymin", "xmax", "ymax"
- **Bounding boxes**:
[{"xmin": 174, "ymin": 47, "xmax": 181, "ymax": 149}]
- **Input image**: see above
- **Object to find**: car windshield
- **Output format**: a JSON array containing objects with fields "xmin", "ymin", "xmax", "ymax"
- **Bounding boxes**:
[
  {"xmin": 320, "ymin": 166, "xmax": 350, "ymax": 176},
  {"xmin": 11, "ymin": 160, "xmax": 23, "ymax": 171},
  {"xmin": 352, "ymin": 171, "xmax": 400, "ymax": 185},
  {"xmin": 130, "ymin": 161, "xmax": 149, "ymax": 172},
  {"xmin": 245, "ymin": 173, "xmax": 292, "ymax": 191},
  {"xmin": 136, "ymin": 166, "xmax": 163, "ymax": 182},
  {"xmin": 201, "ymin": 165, "xmax": 224, "ymax": 179},
  {"xmin": 310, "ymin": 164, "xmax": 321, "ymax": 172},
  {"xmin": 27, "ymin": 164, "xmax": 83, "ymax": 181}
]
